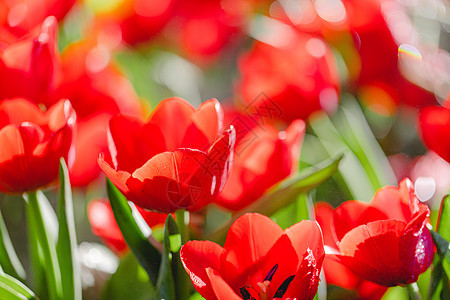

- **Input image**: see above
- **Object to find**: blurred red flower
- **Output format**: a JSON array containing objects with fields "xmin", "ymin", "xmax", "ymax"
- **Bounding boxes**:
[
  {"xmin": 180, "ymin": 213, "xmax": 324, "ymax": 300},
  {"xmin": 237, "ymin": 31, "xmax": 340, "ymax": 123},
  {"xmin": 419, "ymin": 104, "xmax": 450, "ymax": 163},
  {"xmin": 0, "ymin": 98, "xmax": 75, "ymax": 194},
  {"xmin": 328, "ymin": 178, "xmax": 434, "ymax": 287},
  {"xmin": 315, "ymin": 202, "xmax": 387, "ymax": 299},
  {"xmin": 216, "ymin": 108, "xmax": 305, "ymax": 210},
  {"xmin": 0, "ymin": 0, "xmax": 75, "ymax": 40},
  {"xmin": 0, "ymin": 16, "xmax": 60, "ymax": 102},
  {"xmin": 87, "ymin": 198, "xmax": 167, "ymax": 256},
  {"xmin": 48, "ymin": 41, "xmax": 143, "ymax": 186},
  {"xmin": 88, "ymin": 0, "xmax": 177, "ymax": 46},
  {"xmin": 99, "ymin": 97, "xmax": 235, "ymax": 213}
]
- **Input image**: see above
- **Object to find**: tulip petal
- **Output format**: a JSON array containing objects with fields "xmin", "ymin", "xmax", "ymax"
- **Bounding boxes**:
[
  {"xmin": 338, "ymin": 220, "xmax": 408, "ymax": 286},
  {"xmin": 98, "ymin": 153, "xmax": 132, "ymax": 196},
  {"xmin": 182, "ymin": 98, "xmax": 224, "ymax": 149},
  {"xmin": 0, "ymin": 98, "xmax": 47, "ymax": 128},
  {"xmin": 205, "ymin": 268, "xmax": 242, "ymax": 300},
  {"xmin": 419, "ymin": 105, "xmax": 450, "ymax": 163},
  {"xmin": 108, "ymin": 114, "xmax": 166, "ymax": 172},
  {"xmin": 87, "ymin": 200, "xmax": 127, "ymax": 255},
  {"xmin": 333, "ymin": 200, "xmax": 387, "ymax": 242},
  {"xmin": 127, "ymin": 148, "xmax": 223, "ymax": 212},
  {"xmin": 314, "ymin": 202, "xmax": 338, "ymax": 248},
  {"xmin": 148, "ymin": 97, "xmax": 195, "ymax": 151},
  {"xmin": 180, "ymin": 241, "xmax": 223, "ymax": 300},
  {"xmin": 220, "ymin": 213, "xmax": 284, "ymax": 288},
  {"xmin": 285, "ymin": 220, "xmax": 325, "ymax": 268}
]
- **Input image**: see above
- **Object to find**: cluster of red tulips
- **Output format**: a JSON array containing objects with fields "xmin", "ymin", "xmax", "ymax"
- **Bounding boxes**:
[{"xmin": 0, "ymin": 0, "xmax": 449, "ymax": 299}]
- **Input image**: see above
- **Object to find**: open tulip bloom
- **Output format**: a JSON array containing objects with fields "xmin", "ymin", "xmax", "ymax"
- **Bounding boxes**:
[
  {"xmin": 326, "ymin": 178, "xmax": 434, "ymax": 287},
  {"xmin": 99, "ymin": 97, "xmax": 236, "ymax": 213},
  {"xmin": 180, "ymin": 213, "xmax": 325, "ymax": 300},
  {"xmin": 0, "ymin": 98, "xmax": 75, "ymax": 193}
]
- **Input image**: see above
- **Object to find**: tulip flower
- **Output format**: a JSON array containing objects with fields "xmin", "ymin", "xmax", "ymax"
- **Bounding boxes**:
[
  {"xmin": 327, "ymin": 178, "xmax": 434, "ymax": 287},
  {"xmin": 315, "ymin": 202, "xmax": 387, "ymax": 299},
  {"xmin": 48, "ymin": 40, "xmax": 143, "ymax": 186},
  {"xmin": 419, "ymin": 104, "xmax": 450, "ymax": 163},
  {"xmin": 0, "ymin": 16, "xmax": 60, "ymax": 102},
  {"xmin": 88, "ymin": 199, "xmax": 167, "ymax": 256},
  {"xmin": 216, "ymin": 112, "xmax": 305, "ymax": 211},
  {"xmin": 0, "ymin": 0, "xmax": 75, "ymax": 39},
  {"xmin": 180, "ymin": 213, "xmax": 324, "ymax": 300},
  {"xmin": 99, "ymin": 97, "xmax": 235, "ymax": 213},
  {"xmin": 0, "ymin": 98, "xmax": 75, "ymax": 194},
  {"xmin": 237, "ymin": 31, "xmax": 340, "ymax": 123}
]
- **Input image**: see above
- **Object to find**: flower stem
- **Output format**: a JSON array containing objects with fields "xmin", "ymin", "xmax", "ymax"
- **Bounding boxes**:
[
  {"xmin": 25, "ymin": 191, "xmax": 62, "ymax": 300},
  {"xmin": 175, "ymin": 210, "xmax": 189, "ymax": 243},
  {"xmin": 406, "ymin": 283, "xmax": 422, "ymax": 300}
]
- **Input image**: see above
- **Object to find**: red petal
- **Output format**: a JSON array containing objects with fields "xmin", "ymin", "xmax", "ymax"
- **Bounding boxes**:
[
  {"xmin": 338, "ymin": 220, "xmax": 408, "ymax": 286},
  {"xmin": 284, "ymin": 119, "xmax": 305, "ymax": 170},
  {"xmin": 322, "ymin": 254, "xmax": 361, "ymax": 290},
  {"xmin": 419, "ymin": 105, "xmax": 450, "ymax": 163},
  {"xmin": 182, "ymin": 98, "xmax": 224, "ymax": 149},
  {"xmin": 285, "ymin": 220, "xmax": 324, "ymax": 269},
  {"xmin": 0, "ymin": 98, "xmax": 47, "ymax": 129},
  {"xmin": 220, "ymin": 213, "xmax": 284, "ymax": 288},
  {"xmin": 180, "ymin": 241, "xmax": 223, "ymax": 300},
  {"xmin": 216, "ymin": 125, "xmax": 290, "ymax": 211},
  {"xmin": 314, "ymin": 202, "xmax": 338, "ymax": 248},
  {"xmin": 98, "ymin": 152, "xmax": 132, "ymax": 196},
  {"xmin": 205, "ymin": 268, "xmax": 242, "ymax": 300},
  {"xmin": 126, "ymin": 149, "xmax": 219, "ymax": 212},
  {"xmin": 46, "ymin": 99, "xmax": 76, "ymax": 132},
  {"xmin": 87, "ymin": 199, "xmax": 128, "ymax": 255},
  {"xmin": 148, "ymin": 97, "xmax": 195, "ymax": 151},
  {"xmin": 333, "ymin": 200, "xmax": 387, "ymax": 243},
  {"xmin": 399, "ymin": 210, "xmax": 434, "ymax": 282},
  {"xmin": 108, "ymin": 114, "xmax": 166, "ymax": 172}
]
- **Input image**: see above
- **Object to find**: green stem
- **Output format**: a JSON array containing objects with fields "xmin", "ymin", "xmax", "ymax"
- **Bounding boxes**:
[
  {"xmin": 406, "ymin": 283, "xmax": 422, "ymax": 300},
  {"xmin": 175, "ymin": 210, "xmax": 189, "ymax": 243},
  {"xmin": 25, "ymin": 191, "xmax": 61, "ymax": 300}
]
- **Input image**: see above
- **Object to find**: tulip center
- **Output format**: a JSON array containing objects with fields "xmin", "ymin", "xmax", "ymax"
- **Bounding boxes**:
[{"xmin": 239, "ymin": 264, "xmax": 295, "ymax": 300}]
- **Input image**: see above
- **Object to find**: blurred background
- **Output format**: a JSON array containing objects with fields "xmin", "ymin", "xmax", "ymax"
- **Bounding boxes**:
[{"xmin": 0, "ymin": 0, "xmax": 449, "ymax": 298}]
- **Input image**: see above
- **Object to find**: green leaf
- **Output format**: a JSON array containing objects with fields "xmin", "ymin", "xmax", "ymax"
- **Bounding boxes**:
[
  {"xmin": 0, "ymin": 272, "xmax": 37, "ymax": 300},
  {"xmin": 309, "ymin": 111, "xmax": 374, "ymax": 202},
  {"xmin": 437, "ymin": 194, "xmax": 450, "ymax": 242},
  {"xmin": 100, "ymin": 253, "xmax": 153, "ymax": 300},
  {"xmin": 207, "ymin": 155, "xmax": 342, "ymax": 242},
  {"xmin": 56, "ymin": 159, "xmax": 81, "ymax": 300},
  {"xmin": 0, "ymin": 209, "xmax": 25, "ymax": 281},
  {"xmin": 24, "ymin": 191, "xmax": 62, "ymax": 300},
  {"xmin": 106, "ymin": 179, "xmax": 161, "ymax": 285},
  {"xmin": 333, "ymin": 95, "xmax": 397, "ymax": 190},
  {"xmin": 430, "ymin": 230, "xmax": 450, "ymax": 278},
  {"xmin": 156, "ymin": 215, "xmax": 176, "ymax": 300}
]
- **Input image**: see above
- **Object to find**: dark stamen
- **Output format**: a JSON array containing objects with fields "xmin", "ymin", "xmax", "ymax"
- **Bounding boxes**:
[
  {"xmin": 264, "ymin": 264, "xmax": 278, "ymax": 282},
  {"xmin": 240, "ymin": 287, "xmax": 252, "ymax": 300},
  {"xmin": 273, "ymin": 275, "xmax": 295, "ymax": 298}
]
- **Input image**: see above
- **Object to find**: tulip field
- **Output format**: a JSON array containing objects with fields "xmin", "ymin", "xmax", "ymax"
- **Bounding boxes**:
[{"xmin": 0, "ymin": 0, "xmax": 449, "ymax": 299}]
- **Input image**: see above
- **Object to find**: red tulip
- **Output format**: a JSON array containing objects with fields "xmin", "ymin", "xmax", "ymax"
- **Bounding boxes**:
[
  {"xmin": 0, "ymin": 98, "xmax": 75, "ymax": 194},
  {"xmin": 216, "ymin": 113, "xmax": 305, "ymax": 211},
  {"xmin": 87, "ymin": 198, "xmax": 167, "ymax": 256},
  {"xmin": 180, "ymin": 213, "xmax": 324, "ymax": 300},
  {"xmin": 99, "ymin": 97, "xmax": 235, "ymax": 213},
  {"xmin": 237, "ymin": 31, "xmax": 340, "ymax": 123},
  {"xmin": 88, "ymin": 0, "xmax": 177, "ymax": 46},
  {"xmin": 0, "ymin": 0, "xmax": 75, "ymax": 39},
  {"xmin": 48, "ymin": 41, "xmax": 143, "ymax": 186},
  {"xmin": 0, "ymin": 16, "xmax": 60, "ymax": 102},
  {"xmin": 419, "ymin": 104, "xmax": 450, "ymax": 163},
  {"xmin": 315, "ymin": 202, "xmax": 387, "ymax": 299},
  {"xmin": 328, "ymin": 178, "xmax": 434, "ymax": 287}
]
